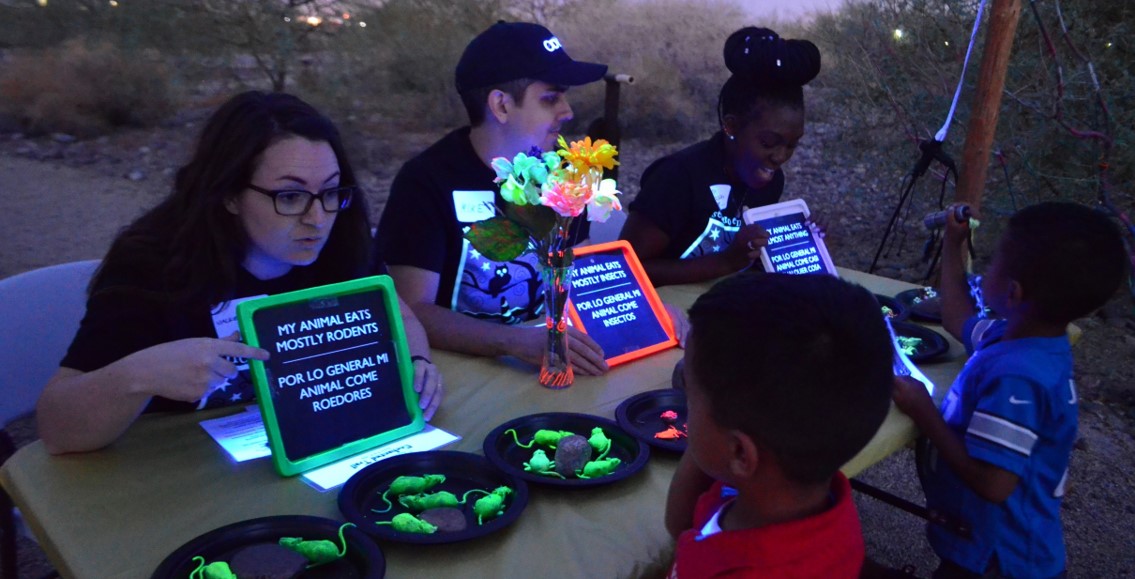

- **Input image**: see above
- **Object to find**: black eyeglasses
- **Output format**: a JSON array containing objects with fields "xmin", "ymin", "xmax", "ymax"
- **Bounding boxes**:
[{"xmin": 247, "ymin": 184, "xmax": 356, "ymax": 216}]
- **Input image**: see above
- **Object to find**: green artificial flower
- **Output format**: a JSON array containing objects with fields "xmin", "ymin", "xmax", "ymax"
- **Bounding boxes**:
[
  {"xmin": 500, "ymin": 176, "xmax": 530, "ymax": 206},
  {"xmin": 491, "ymin": 157, "xmax": 513, "ymax": 182}
]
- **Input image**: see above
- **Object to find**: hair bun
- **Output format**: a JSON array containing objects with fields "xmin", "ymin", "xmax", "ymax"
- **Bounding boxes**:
[{"xmin": 723, "ymin": 27, "xmax": 821, "ymax": 87}]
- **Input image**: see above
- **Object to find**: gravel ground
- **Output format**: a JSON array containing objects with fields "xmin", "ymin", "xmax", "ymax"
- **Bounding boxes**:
[{"xmin": 2, "ymin": 108, "xmax": 1133, "ymax": 577}]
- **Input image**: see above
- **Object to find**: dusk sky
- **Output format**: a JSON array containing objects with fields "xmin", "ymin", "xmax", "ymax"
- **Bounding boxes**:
[{"xmin": 739, "ymin": 0, "xmax": 847, "ymax": 20}]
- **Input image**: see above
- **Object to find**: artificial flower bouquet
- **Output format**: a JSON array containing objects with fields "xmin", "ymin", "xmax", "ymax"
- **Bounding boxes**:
[
  {"xmin": 464, "ymin": 135, "xmax": 621, "ymax": 388},
  {"xmin": 464, "ymin": 136, "xmax": 621, "ymax": 268}
]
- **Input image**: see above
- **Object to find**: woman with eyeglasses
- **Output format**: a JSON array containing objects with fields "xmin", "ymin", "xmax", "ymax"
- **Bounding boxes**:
[{"xmin": 38, "ymin": 91, "xmax": 443, "ymax": 454}]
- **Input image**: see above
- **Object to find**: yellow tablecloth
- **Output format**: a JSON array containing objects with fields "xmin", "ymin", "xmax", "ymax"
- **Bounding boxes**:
[{"xmin": 1, "ymin": 268, "xmax": 963, "ymax": 579}]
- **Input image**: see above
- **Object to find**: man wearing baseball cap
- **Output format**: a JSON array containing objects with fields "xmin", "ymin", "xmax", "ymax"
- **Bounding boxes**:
[{"xmin": 374, "ymin": 21, "xmax": 610, "ymax": 375}]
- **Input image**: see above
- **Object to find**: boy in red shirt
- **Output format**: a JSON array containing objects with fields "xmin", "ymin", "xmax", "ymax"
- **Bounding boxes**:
[{"xmin": 665, "ymin": 273, "xmax": 894, "ymax": 577}]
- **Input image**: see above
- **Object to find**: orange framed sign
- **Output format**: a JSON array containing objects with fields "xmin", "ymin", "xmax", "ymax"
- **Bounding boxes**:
[{"xmin": 567, "ymin": 240, "xmax": 678, "ymax": 367}]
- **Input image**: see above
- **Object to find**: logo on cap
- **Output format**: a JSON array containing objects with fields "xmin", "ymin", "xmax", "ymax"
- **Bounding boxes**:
[{"xmin": 542, "ymin": 37, "xmax": 562, "ymax": 52}]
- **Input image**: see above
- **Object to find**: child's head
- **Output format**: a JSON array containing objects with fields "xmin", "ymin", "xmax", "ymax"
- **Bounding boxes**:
[
  {"xmin": 684, "ymin": 273, "xmax": 893, "ymax": 487},
  {"xmin": 986, "ymin": 202, "xmax": 1127, "ymax": 325}
]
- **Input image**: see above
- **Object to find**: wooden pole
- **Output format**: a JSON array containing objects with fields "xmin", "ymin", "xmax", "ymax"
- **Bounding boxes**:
[{"xmin": 956, "ymin": 0, "xmax": 1023, "ymax": 212}]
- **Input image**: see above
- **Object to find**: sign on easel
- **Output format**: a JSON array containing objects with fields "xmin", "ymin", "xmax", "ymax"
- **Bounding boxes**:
[
  {"xmin": 236, "ymin": 276, "xmax": 423, "ymax": 476},
  {"xmin": 567, "ymin": 240, "xmax": 678, "ymax": 366},
  {"xmin": 742, "ymin": 199, "xmax": 838, "ymax": 277}
]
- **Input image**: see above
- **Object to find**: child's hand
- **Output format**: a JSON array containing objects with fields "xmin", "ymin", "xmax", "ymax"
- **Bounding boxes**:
[
  {"xmin": 943, "ymin": 203, "xmax": 976, "ymax": 247},
  {"xmin": 891, "ymin": 375, "xmax": 938, "ymax": 426}
]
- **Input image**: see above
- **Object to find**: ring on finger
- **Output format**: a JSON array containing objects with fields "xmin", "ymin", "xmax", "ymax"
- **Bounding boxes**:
[{"xmin": 746, "ymin": 240, "xmax": 756, "ymax": 250}]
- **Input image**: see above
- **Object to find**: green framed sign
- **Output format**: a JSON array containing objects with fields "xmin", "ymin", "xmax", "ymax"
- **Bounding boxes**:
[{"xmin": 236, "ymin": 275, "xmax": 424, "ymax": 476}]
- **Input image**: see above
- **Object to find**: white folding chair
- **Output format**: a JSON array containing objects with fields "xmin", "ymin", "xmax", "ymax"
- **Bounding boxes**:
[{"xmin": 0, "ymin": 259, "xmax": 99, "ymax": 579}]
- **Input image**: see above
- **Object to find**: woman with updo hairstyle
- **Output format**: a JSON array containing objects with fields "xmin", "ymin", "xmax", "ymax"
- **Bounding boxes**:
[{"xmin": 620, "ymin": 27, "xmax": 821, "ymax": 286}]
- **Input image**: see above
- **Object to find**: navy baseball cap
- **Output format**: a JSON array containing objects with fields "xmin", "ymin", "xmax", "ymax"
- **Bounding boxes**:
[{"xmin": 455, "ymin": 21, "xmax": 608, "ymax": 92}]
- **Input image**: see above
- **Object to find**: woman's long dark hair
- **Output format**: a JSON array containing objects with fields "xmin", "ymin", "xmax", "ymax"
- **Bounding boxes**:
[
  {"xmin": 717, "ymin": 27, "xmax": 822, "ymax": 129},
  {"xmin": 93, "ymin": 91, "xmax": 371, "ymax": 306}
]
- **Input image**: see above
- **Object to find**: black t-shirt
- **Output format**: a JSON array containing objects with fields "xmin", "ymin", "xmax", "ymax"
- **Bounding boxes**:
[
  {"xmin": 374, "ymin": 127, "xmax": 589, "ymax": 324},
  {"xmin": 62, "ymin": 256, "xmax": 324, "ymax": 413},
  {"xmin": 626, "ymin": 132, "xmax": 784, "ymax": 259}
]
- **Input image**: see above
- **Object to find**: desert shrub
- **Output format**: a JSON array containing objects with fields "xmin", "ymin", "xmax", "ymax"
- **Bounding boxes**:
[
  {"xmin": 553, "ymin": 0, "xmax": 754, "ymax": 141},
  {"xmin": 303, "ymin": 0, "xmax": 507, "ymax": 131},
  {"xmin": 298, "ymin": 0, "xmax": 756, "ymax": 141},
  {"xmin": 800, "ymin": 0, "xmax": 1134, "ymax": 282},
  {"xmin": 0, "ymin": 38, "xmax": 175, "ymax": 137},
  {"xmin": 805, "ymin": 0, "xmax": 1133, "ymax": 213}
]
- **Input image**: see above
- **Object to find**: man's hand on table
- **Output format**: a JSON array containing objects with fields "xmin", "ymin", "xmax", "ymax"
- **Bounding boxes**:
[{"xmin": 515, "ymin": 326, "xmax": 609, "ymax": 376}]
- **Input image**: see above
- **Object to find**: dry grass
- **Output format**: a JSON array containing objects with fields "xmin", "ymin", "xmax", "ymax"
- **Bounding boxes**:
[{"xmin": 0, "ymin": 38, "xmax": 175, "ymax": 137}]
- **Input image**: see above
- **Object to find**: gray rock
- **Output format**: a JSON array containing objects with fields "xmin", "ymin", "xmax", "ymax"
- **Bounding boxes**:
[
  {"xmin": 126, "ymin": 169, "xmax": 146, "ymax": 181},
  {"xmin": 419, "ymin": 507, "xmax": 467, "ymax": 533},
  {"xmin": 229, "ymin": 543, "xmax": 306, "ymax": 579},
  {"xmin": 553, "ymin": 434, "xmax": 592, "ymax": 477}
]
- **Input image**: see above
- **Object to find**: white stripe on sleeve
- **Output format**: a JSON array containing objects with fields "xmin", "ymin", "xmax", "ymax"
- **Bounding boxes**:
[{"xmin": 968, "ymin": 411, "xmax": 1038, "ymax": 456}]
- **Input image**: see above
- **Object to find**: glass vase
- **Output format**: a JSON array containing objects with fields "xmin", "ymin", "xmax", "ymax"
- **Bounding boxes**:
[{"xmin": 539, "ymin": 263, "xmax": 574, "ymax": 389}]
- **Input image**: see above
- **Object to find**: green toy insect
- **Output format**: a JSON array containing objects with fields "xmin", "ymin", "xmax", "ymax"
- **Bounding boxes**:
[
  {"xmin": 376, "ymin": 512, "xmax": 438, "ymax": 534},
  {"xmin": 278, "ymin": 522, "xmax": 354, "ymax": 565},
  {"xmin": 897, "ymin": 336, "xmax": 923, "ymax": 356},
  {"xmin": 505, "ymin": 428, "xmax": 573, "ymax": 449},
  {"xmin": 588, "ymin": 427, "xmax": 612, "ymax": 460},
  {"xmin": 523, "ymin": 449, "xmax": 565, "ymax": 478},
  {"xmin": 188, "ymin": 557, "xmax": 236, "ymax": 579},
  {"xmin": 472, "ymin": 486, "xmax": 513, "ymax": 525},
  {"xmin": 372, "ymin": 474, "xmax": 446, "ymax": 513},
  {"xmin": 398, "ymin": 490, "xmax": 462, "ymax": 511},
  {"xmin": 576, "ymin": 457, "xmax": 621, "ymax": 479}
]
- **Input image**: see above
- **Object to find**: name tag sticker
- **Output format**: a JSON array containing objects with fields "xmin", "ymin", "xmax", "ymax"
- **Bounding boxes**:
[
  {"xmin": 453, "ymin": 190, "xmax": 496, "ymax": 223},
  {"xmin": 212, "ymin": 294, "xmax": 266, "ymax": 339},
  {"xmin": 709, "ymin": 184, "xmax": 731, "ymax": 211}
]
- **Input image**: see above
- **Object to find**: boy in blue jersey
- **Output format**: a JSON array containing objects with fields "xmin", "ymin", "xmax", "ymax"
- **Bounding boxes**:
[{"xmin": 893, "ymin": 202, "xmax": 1127, "ymax": 578}]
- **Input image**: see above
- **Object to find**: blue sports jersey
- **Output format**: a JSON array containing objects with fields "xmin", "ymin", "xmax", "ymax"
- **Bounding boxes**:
[{"xmin": 923, "ymin": 317, "xmax": 1076, "ymax": 578}]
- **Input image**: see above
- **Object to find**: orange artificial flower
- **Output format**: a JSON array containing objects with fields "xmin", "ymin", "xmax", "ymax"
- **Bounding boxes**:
[{"xmin": 557, "ymin": 135, "xmax": 620, "ymax": 176}]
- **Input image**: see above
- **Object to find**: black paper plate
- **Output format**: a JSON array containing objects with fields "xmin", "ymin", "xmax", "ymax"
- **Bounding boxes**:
[
  {"xmin": 616, "ymin": 389, "xmax": 688, "ymax": 454},
  {"xmin": 483, "ymin": 412, "xmax": 650, "ymax": 488},
  {"xmin": 892, "ymin": 321, "xmax": 950, "ymax": 363},
  {"xmin": 894, "ymin": 288, "xmax": 943, "ymax": 323},
  {"xmin": 874, "ymin": 294, "xmax": 910, "ymax": 323},
  {"xmin": 338, "ymin": 450, "xmax": 528, "ymax": 545},
  {"xmin": 151, "ymin": 515, "xmax": 384, "ymax": 579}
]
